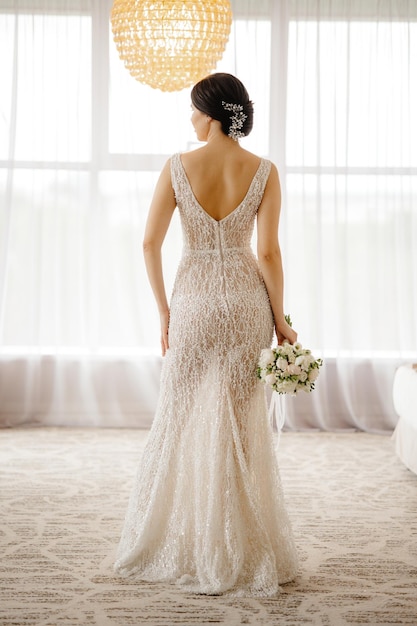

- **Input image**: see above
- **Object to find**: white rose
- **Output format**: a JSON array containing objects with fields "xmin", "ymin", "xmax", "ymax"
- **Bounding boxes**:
[
  {"xmin": 287, "ymin": 363, "xmax": 301, "ymax": 376},
  {"xmin": 299, "ymin": 371, "xmax": 308, "ymax": 382},
  {"xmin": 281, "ymin": 344, "xmax": 296, "ymax": 363},
  {"xmin": 302, "ymin": 354, "xmax": 314, "ymax": 370},
  {"xmin": 280, "ymin": 342, "xmax": 293, "ymax": 356},
  {"xmin": 308, "ymin": 368, "xmax": 320, "ymax": 382},
  {"xmin": 276, "ymin": 357, "xmax": 288, "ymax": 371},
  {"xmin": 265, "ymin": 373, "xmax": 277, "ymax": 386},
  {"xmin": 259, "ymin": 348, "xmax": 275, "ymax": 368},
  {"xmin": 293, "ymin": 342, "xmax": 303, "ymax": 351},
  {"xmin": 295, "ymin": 355, "xmax": 305, "ymax": 367}
]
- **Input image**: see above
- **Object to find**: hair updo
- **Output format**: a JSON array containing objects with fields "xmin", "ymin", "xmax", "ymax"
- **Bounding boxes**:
[{"xmin": 191, "ymin": 73, "xmax": 254, "ymax": 138}]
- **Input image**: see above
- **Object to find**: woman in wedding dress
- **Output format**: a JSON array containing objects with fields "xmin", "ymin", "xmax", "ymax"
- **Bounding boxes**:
[{"xmin": 114, "ymin": 73, "xmax": 299, "ymax": 596}]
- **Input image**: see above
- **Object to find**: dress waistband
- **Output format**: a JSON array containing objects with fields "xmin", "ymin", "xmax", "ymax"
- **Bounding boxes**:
[{"xmin": 183, "ymin": 246, "xmax": 251, "ymax": 256}]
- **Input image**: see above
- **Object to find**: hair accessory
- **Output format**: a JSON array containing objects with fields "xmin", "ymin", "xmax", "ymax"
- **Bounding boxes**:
[{"xmin": 222, "ymin": 101, "xmax": 247, "ymax": 141}]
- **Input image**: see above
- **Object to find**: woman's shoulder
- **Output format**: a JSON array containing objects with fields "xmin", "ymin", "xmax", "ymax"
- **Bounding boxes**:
[
  {"xmin": 179, "ymin": 144, "xmax": 269, "ymax": 166},
  {"xmin": 176, "ymin": 145, "xmax": 206, "ymax": 164},
  {"xmin": 169, "ymin": 145, "xmax": 278, "ymax": 176}
]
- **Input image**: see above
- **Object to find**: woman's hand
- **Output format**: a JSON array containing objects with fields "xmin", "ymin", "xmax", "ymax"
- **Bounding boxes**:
[
  {"xmin": 275, "ymin": 318, "xmax": 297, "ymax": 345},
  {"xmin": 160, "ymin": 309, "xmax": 170, "ymax": 356}
]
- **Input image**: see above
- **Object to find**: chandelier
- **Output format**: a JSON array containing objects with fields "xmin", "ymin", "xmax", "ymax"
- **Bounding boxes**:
[{"xmin": 110, "ymin": 0, "xmax": 233, "ymax": 92}]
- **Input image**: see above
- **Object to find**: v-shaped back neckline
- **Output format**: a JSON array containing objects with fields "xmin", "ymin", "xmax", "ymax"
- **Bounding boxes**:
[{"xmin": 177, "ymin": 154, "xmax": 264, "ymax": 224}]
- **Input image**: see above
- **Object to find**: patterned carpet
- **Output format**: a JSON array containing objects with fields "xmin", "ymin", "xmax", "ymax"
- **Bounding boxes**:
[{"xmin": 0, "ymin": 428, "xmax": 416, "ymax": 626}]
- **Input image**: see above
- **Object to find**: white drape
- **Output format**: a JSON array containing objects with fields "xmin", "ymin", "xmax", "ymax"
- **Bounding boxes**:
[{"xmin": 0, "ymin": 0, "xmax": 416, "ymax": 430}]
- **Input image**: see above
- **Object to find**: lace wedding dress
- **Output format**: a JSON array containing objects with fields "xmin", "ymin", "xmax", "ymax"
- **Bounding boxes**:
[{"xmin": 114, "ymin": 153, "xmax": 298, "ymax": 596}]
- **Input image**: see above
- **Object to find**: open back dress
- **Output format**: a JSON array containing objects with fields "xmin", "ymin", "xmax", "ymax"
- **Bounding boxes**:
[{"xmin": 114, "ymin": 153, "xmax": 298, "ymax": 596}]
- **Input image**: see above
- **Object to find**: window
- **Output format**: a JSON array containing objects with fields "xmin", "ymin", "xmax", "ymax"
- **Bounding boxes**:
[
  {"xmin": 283, "ymin": 9, "xmax": 417, "ymax": 353},
  {"xmin": 0, "ymin": 0, "xmax": 273, "ymax": 350},
  {"xmin": 1, "ymin": 0, "xmax": 415, "ymax": 354}
]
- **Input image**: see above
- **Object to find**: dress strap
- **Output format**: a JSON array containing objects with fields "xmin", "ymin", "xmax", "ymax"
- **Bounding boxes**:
[{"xmin": 170, "ymin": 153, "xmax": 182, "ymax": 200}]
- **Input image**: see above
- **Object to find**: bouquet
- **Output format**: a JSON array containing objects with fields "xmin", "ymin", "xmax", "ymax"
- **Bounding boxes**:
[{"xmin": 257, "ymin": 316, "xmax": 323, "ymax": 395}]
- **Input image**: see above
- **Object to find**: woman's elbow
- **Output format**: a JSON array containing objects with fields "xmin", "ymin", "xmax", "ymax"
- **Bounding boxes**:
[
  {"xmin": 143, "ymin": 238, "xmax": 160, "ymax": 256},
  {"xmin": 257, "ymin": 246, "xmax": 280, "ymax": 264}
]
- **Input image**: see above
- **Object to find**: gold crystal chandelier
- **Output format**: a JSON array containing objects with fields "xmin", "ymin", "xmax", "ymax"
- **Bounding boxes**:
[{"xmin": 110, "ymin": 0, "xmax": 233, "ymax": 92}]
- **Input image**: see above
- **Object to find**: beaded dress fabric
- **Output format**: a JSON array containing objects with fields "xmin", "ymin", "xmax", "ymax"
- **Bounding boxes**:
[{"xmin": 114, "ymin": 153, "xmax": 299, "ymax": 596}]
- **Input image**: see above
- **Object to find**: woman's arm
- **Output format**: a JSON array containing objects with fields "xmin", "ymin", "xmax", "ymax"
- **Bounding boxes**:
[
  {"xmin": 256, "ymin": 163, "xmax": 297, "ymax": 345},
  {"xmin": 143, "ymin": 159, "xmax": 177, "ymax": 355}
]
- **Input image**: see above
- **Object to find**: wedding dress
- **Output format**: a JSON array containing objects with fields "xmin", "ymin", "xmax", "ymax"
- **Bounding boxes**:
[{"xmin": 114, "ymin": 153, "xmax": 298, "ymax": 596}]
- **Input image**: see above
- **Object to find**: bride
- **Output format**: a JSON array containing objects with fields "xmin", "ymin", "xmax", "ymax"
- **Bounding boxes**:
[{"xmin": 114, "ymin": 72, "xmax": 299, "ymax": 596}]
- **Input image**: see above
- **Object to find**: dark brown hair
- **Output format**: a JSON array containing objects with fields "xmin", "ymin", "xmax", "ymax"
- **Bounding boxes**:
[{"xmin": 191, "ymin": 73, "xmax": 254, "ymax": 137}]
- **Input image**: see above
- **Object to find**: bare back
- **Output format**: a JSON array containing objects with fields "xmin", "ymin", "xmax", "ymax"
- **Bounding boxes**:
[{"xmin": 179, "ymin": 145, "xmax": 262, "ymax": 222}]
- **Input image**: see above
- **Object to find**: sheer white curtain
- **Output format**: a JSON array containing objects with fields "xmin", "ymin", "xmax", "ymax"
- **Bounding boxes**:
[
  {"xmin": 278, "ymin": 0, "xmax": 417, "ymax": 431},
  {"xmin": 0, "ymin": 0, "xmax": 272, "ymax": 426},
  {"xmin": 0, "ymin": 0, "xmax": 416, "ymax": 429}
]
